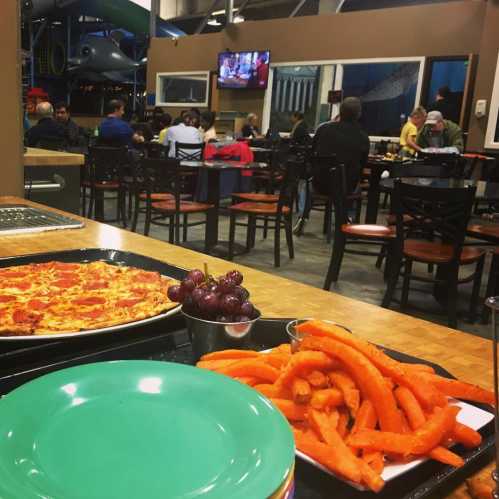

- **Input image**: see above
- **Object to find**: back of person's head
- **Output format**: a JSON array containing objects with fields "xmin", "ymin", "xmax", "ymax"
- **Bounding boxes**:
[
  {"xmin": 37, "ymin": 101, "xmax": 54, "ymax": 119},
  {"xmin": 292, "ymin": 111, "xmax": 304, "ymax": 121},
  {"xmin": 153, "ymin": 106, "xmax": 164, "ymax": 118},
  {"xmin": 159, "ymin": 113, "xmax": 172, "ymax": 128},
  {"xmin": 107, "ymin": 99, "xmax": 125, "ymax": 115},
  {"xmin": 190, "ymin": 107, "xmax": 201, "ymax": 117},
  {"xmin": 201, "ymin": 110, "xmax": 216, "ymax": 130},
  {"xmin": 339, "ymin": 97, "xmax": 362, "ymax": 122},
  {"xmin": 247, "ymin": 112, "xmax": 257, "ymax": 123},
  {"xmin": 437, "ymin": 86, "xmax": 450, "ymax": 99},
  {"xmin": 182, "ymin": 111, "xmax": 196, "ymax": 126},
  {"xmin": 410, "ymin": 106, "xmax": 426, "ymax": 119}
]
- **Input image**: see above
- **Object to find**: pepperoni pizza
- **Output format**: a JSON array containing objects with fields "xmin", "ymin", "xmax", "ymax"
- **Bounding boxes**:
[{"xmin": 0, "ymin": 261, "xmax": 179, "ymax": 336}]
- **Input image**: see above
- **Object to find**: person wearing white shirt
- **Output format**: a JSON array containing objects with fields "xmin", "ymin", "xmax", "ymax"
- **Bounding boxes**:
[
  {"xmin": 164, "ymin": 111, "xmax": 203, "ymax": 158},
  {"xmin": 200, "ymin": 111, "xmax": 217, "ymax": 143}
]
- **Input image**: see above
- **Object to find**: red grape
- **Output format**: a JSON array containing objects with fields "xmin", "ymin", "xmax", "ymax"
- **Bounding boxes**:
[
  {"xmin": 191, "ymin": 287, "xmax": 206, "ymax": 304},
  {"xmin": 226, "ymin": 270, "xmax": 243, "ymax": 285},
  {"xmin": 240, "ymin": 301, "xmax": 254, "ymax": 317},
  {"xmin": 233, "ymin": 285, "xmax": 249, "ymax": 302},
  {"xmin": 186, "ymin": 269, "xmax": 205, "ymax": 285},
  {"xmin": 199, "ymin": 292, "xmax": 220, "ymax": 314},
  {"xmin": 220, "ymin": 294, "xmax": 241, "ymax": 315},
  {"xmin": 182, "ymin": 294, "xmax": 197, "ymax": 314},
  {"xmin": 218, "ymin": 277, "xmax": 235, "ymax": 294},
  {"xmin": 180, "ymin": 278, "xmax": 195, "ymax": 294},
  {"xmin": 167, "ymin": 284, "xmax": 184, "ymax": 303}
]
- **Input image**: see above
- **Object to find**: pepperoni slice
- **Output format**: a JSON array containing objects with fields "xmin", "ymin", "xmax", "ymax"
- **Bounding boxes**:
[
  {"xmin": 4, "ymin": 281, "xmax": 31, "ymax": 291},
  {"xmin": 134, "ymin": 271, "xmax": 160, "ymax": 283},
  {"xmin": 84, "ymin": 281, "xmax": 108, "ymax": 291},
  {"xmin": 53, "ymin": 279, "xmax": 79, "ymax": 288},
  {"xmin": 72, "ymin": 297, "xmax": 106, "ymax": 306},
  {"xmin": 79, "ymin": 309, "xmax": 104, "ymax": 319},
  {"xmin": 28, "ymin": 299, "xmax": 51, "ymax": 310},
  {"xmin": 13, "ymin": 309, "xmax": 42, "ymax": 324},
  {"xmin": 0, "ymin": 295, "xmax": 16, "ymax": 303},
  {"xmin": 0, "ymin": 271, "xmax": 27, "ymax": 279},
  {"xmin": 116, "ymin": 298, "xmax": 142, "ymax": 308}
]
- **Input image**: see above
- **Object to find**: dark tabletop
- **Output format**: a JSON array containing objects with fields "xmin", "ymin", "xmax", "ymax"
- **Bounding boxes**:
[
  {"xmin": 180, "ymin": 160, "xmax": 268, "ymax": 170},
  {"xmin": 380, "ymin": 177, "xmax": 499, "ymax": 200}
]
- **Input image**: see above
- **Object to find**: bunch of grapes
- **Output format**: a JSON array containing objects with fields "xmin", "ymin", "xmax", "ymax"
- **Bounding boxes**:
[{"xmin": 167, "ymin": 268, "xmax": 258, "ymax": 323}]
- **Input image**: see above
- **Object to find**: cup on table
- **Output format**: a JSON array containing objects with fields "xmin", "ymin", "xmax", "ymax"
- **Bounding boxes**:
[{"xmin": 286, "ymin": 319, "xmax": 352, "ymax": 353}]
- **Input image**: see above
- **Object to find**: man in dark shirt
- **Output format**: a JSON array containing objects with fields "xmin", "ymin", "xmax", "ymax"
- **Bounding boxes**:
[
  {"xmin": 98, "ymin": 99, "xmax": 143, "ymax": 147},
  {"xmin": 312, "ymin": 97, "xmax": 369, "ymax": 195},
  {"xmin": 55, "ymin": 102, "xmax": 81, "ymax": 147},
  {"xmin": 290, "ymin": 111, "xmax": 310, "ymax": 145},
  {"xmin": 26, "ymin": 102, "xmax": 66, "ymax": 148},
  {"xmin": 428, "ymin": 86, "xmax": 460, "ymax": 124}
]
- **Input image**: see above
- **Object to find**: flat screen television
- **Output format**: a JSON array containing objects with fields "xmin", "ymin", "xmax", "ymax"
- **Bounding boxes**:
[{"xmin": 217, "ymin": 50, "xmax": 270, "ymax": 90}]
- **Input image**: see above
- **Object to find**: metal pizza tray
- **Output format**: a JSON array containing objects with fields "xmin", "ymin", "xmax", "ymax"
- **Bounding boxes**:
[{"xmin": 0, "ymin": 248, "xmax": 187, "ymax": 341}]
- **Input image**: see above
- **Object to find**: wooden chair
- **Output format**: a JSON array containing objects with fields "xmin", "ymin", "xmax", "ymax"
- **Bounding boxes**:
[
  {"xmin": 382, "ymin": 180, "xmax": 485, "ymax": 328},
  {"xmin": 324, "ymin": 164, "xmax": 395, "ymax": 290},
  {"xmin": 228, "ymin": 162, "xmax": 298, "ymax": 267},
  {"xmin": 85, "ymin": 146, "xmax": 129, "ymax": 226},
  {"xmin": 138, "ymin": 158, "xmax": 214, "ymax": 248}
]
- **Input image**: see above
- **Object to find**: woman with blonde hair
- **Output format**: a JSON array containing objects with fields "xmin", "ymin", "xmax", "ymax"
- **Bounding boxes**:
[
  {"xmin": 399, "ymin": 106, "xmax": 427, "ymax": 156},
  {"xmin": 241, "ymin": 113, "xmax": 261, "ymax": 138}
]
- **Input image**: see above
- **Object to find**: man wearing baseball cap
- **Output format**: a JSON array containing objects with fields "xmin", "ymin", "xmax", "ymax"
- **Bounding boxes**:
[{"xmin": 416, "ymin": 110, "xmax": 464, "ymax": 152}]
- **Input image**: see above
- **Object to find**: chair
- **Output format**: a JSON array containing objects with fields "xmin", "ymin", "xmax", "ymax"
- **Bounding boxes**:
[
  {"xmin": 145, "ymin": 142, "xmax": 169, "ymax": 159},
  {"xmin": 323, "ymin": 164, "xmax": 395, "ymax": 290},
  {"xmin": 382, "ymin": 180, "xmax": 485, "ymax": 328},
  {"xmin": 35, "ymin": 136, "xmax": 68, "ymax": 151},
  {"xmin": 85, "ymin": 146, "xmax": 129, "ymax": 226},
  {"xmin": 174, "ymin": 142, "xmax": 205, "ymax": 161},
  {"xmin": 228, "ymin": 161, "xmax": 298, "ymax": 267},
  {"xmin": 138, "ymin": 158, "xmax": 214, "ymax": 248}
]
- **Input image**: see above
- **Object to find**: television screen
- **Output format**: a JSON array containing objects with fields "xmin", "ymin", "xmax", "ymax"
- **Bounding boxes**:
[{"xmin": 218, "ymin": 50, "xmax": 270, "ymax": 90}]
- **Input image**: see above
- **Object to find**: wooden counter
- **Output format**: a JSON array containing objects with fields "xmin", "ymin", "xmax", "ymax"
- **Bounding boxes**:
[
  {"xmin": 23, "ymin": 147, "xmax": 85, "ymax": 167},
  {"xmin": 0, "ymin": 196, "xmax": 493, "ymax": 497}
]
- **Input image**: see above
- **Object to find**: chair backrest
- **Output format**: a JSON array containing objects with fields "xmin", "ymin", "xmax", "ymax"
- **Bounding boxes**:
[
  {"xmin": 146, "ymin": 142, "xmax": 169, "ymax": 159},
  {"xmin": 391, "ymin": 179, "xmax": 476, "ymax": 264},
  {"xmin": 35, "ymin": 136, "xmax": 68, "ymax": 151},
  {"xmin": 329, "ymin": 164, "xmax": 351, "ymax": 230},
  {"xmin": 310, "ymin": 154, "xmax": 337, "ymax": 197},
  {"xmin": 140, "ymin": 158, "xmax": 183, "ymax": 209},
  {"xmin": 276, "ymin": 161, "xmax": 299, "ymax": 214},
  {"xmin": 390, "ymin": 164, "xmax": 449, "ymax": 179},
  {"xmin": 174, "ymin": 141, "xmax": 205, "ymax": 161},
  {"xmin": 87, "ymin": 146, "xmax": 129, "ymax": 182}
]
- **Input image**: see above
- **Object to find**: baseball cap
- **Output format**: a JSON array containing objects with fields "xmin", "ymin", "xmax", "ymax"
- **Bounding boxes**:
[{"xmin": 425, "ymin": 110, "xmax": 443, "ymax": 125}]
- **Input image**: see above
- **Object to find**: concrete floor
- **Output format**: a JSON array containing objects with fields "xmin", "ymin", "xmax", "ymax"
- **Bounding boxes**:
[{"xmin": 105, "ymin": 198, "xmax": 495, "ymax": 341}]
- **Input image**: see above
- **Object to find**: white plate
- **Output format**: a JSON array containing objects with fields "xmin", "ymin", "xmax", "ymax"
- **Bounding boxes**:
[
  {"xmin": 0, "ymin": 305, "xmax": 181, "ymax": 342},
  {"xmin": 296, "ymin": 398, "xmax": 493, "ymax": 491}
]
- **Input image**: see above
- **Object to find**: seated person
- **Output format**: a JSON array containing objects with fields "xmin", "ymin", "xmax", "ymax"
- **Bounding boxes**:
[
  {"xmin": 98, "ymin": 99, "xmax": 144, "ymax": 147},
  {"xmin": 164, "ymin": 111, "xmax": 203, "ymax": 158},
  {"xmin": 416, "ymin": 110, "xmax": 464, "ymax": 152},
  {"xmin": 200, "ymin": 111, "xmax": 217, "ymax": 143},
  {"xmin": 290, "ymin": 111, "xmax": 310, "ymax": 145},
  {"xmin": 149, "ymin": 106, "xmax": 166, "ymax": 135},
  {"xmin": 241, "ymin": 113, "xmax": 262, "ymax": 139},
  {"xmin": 399, "ymin": 106, "xmax": 426, "ymax": 157},
  {"xmin": 26, "ymin": 101, "xmax": 66, "ymax": 147},
  {"xmin": 54, "ymin": 102, "xmax": 82, "ymax": 147},
  {"xmin": 294, "ymin": 98, "xmax": 369, "ymax": 236},
  {"xmin": 158, "ymin": 113, "xmax": 172, "ymax": 144}
]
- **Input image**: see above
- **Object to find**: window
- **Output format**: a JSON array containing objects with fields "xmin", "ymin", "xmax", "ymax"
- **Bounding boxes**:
[
  {"xmin": 155, "ymin": 71, "xmax": 210, "ymax": 107},
  {"xmin": 485, "ymin": 51, "xmax": 499, "ymax": 150},
  {"xmin": 263, "ymin": 58, "xmax": 424, "ymax": 138}
]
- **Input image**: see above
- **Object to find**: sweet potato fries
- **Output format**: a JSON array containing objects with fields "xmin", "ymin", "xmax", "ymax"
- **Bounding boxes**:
[{"xmin": 195, "ymin": 320, "xmax": 493, "ymax": 492}]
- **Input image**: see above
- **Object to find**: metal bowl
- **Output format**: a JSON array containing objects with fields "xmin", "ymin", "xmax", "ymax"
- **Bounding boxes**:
[{"xmin": 182, "ymin": 307, "xmax": 261, "ymax": 361}]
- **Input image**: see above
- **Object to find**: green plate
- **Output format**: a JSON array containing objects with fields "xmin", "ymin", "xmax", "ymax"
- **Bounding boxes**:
[{"xmin": 0, "ymin": 361, "xmax": 294, "ymax": 499}]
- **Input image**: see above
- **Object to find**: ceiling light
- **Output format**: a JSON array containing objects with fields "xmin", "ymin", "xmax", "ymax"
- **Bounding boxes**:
[
  {"xmin": 234, "ymin": 15, "xmax": 245, "ymax": 23},
  {"xmin": 207, "ymin": 18, "xmax": 222, "ymax": 26}
]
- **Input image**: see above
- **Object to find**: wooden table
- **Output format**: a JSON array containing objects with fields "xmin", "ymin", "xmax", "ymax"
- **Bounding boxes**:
[
  {"xmin": 0, "ymin": 196, "xmax": 493, "ymax": 498},
  {"xmin": 23, "ymin": 147, "xmax": 85, "ymax": 167}
]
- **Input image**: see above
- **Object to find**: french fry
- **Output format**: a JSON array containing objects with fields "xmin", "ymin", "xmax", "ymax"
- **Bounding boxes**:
[
  {"xmin": 329, "ymin": 371, "xmax": 360, "ymax": 416},
  {"xmin": 272, "ymin": 343, "xmax": 292, "ymax": 355},
  {"xmin": 403, "ymin": 363, "xmax": 436, "ymax": 374},
  {"xmin": 233, "ymin": 376, "xmax": 260, "ymax": 386},
  {"xmin": 348, "ymin": 429, "xmax": 415, "ymax": 456},
  {"xmin": 293, "ymin": 429, "xmax": 363, "ymax": 486},
  {"xmin": 200, "ymin": 349, "xmax": 260, "ymax": 361},
  {"xmin": 362, "ymin": 450, "xmax": 384, "ymax": 474},
  {"xmin": 196, "ymin": 359, "xmax": 241, "ymax": 371},
  {"xmin": 259, "ymin": 353, "xmax": 290, "ymax": 369},
  {"xmin": 297, "ymin": 320, "xmax": 446, "ymax": 409},
  {"xmin": 270, "ymin": 398, "xmax": 308, "ymax": 421},
  {"xmin": 292, "ymin": 377, "xmax": 312, "ymax": 404},
  {"xmin": 350, "ymin": 399, "xmax": 377, "ymax": 435},
  {"xmin": 253, "ymin": 383, "xmax": 292, "ymax": 399},
  {"xmin": 218, "ymin": 359, "xmax": 280, "ymax": 383},
  {"xmin": 418, "ymin": 372, "xmax": 495, "ymax": 406},
  {"xmin": 275, "ymin": 350, "xmax": 336, "ymax": 388},
  {"xmin": 300, "ymin": 335, "xmax": 403, "ymax": 433},
  {"xmin": 310, "ymin": 388, "xmax": 344, "ymax": 410},
  {"xmin": 428, "ymin": 446, "xmax": 464, "ymax": 467},
  {"xmin": 466, "ymin": 477, "xmax": 494, "ymax": 499},
  {"xmin": 452, "ymin": 421, "xmax": 482, "ymax": 448},
  {"xmin": 306, "ymin": 370, "xmax": 329, "ymax": 389},
  {"xmin": 357, "ymin": 458, "xmax": 385, "ymax": 493},
  {"xmin": 394, "ymin": 386, "xmax": 426, "ymax": 431},
  {"xmin": 337, "ymin": 407, "xmax": 350, "ymax": 439}
]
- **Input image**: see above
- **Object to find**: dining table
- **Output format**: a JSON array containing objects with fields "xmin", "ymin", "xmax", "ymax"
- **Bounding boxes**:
[
  {"xmin": 180, "ymin": 160, "xmax": 268, "ymax": 255},
  {"xmin": 0, "ymin": 195, "xmax": 495, "ymax": 498}
]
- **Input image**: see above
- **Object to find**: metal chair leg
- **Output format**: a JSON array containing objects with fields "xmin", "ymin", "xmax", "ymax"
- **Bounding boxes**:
[
  {"xmin": 274, "ymin": 215, "xmax": 281, "ymax": 267},
  {"xmin": 285, "ymin": 216, "xmax": 294, "ymax": 259},
  {"xmin": 228, "ymin": 212, "xmax": 236, "ymax": 261},
  {"xmin": 400, "ymin": 259, "xmax": 413, "ymax": 310}
]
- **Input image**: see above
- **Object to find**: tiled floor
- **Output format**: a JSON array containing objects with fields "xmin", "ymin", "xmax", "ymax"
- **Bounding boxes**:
[{"xmin": 104, "ymin": 198, "xmax": 494, "ymax": 340}]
